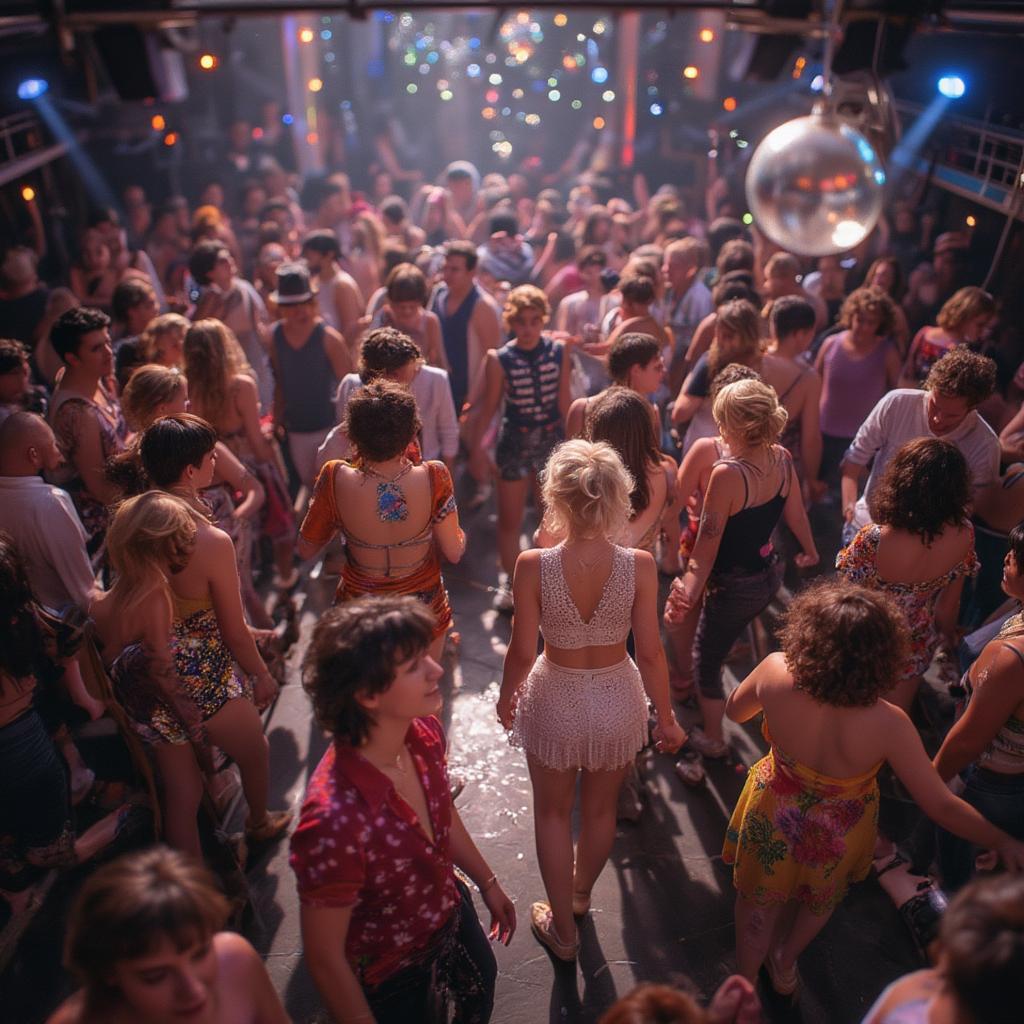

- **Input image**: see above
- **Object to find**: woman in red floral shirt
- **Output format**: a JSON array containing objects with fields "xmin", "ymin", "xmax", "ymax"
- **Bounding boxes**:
[{"xmin": 290, "ymin": 595, "xmax": 515, "ymax": 1023}]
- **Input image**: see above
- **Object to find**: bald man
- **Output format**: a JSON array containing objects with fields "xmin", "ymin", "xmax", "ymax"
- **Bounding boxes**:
[{"xmin": 0, "ymin": 412, "xmax": 96, "ymax": 610}]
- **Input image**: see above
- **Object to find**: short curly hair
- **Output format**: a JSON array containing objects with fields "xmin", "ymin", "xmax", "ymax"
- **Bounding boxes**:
[
  {"xmin": 50, "ymin": 306, "xmax": 110, "ymax": 362},
  {"xmin": 607, "ymin": 332, "xmax": 660, "ymax": 385},
  {"xmin": 502, "ymin": 284, "xmax": 549, "ymax": 331},
  {"xmin": 869, "ymin": 437, "xmax": 970, "ymax": 544},
  {"xmin": 837, "ymin": 286, "xmax": 898, "ymax": 338},
  {"xmin": 302, "ymin": 595, "xmax": 435, "ymax": 745},
  {"xmin": 779, "ymin": 581, "xmax": 908, "ymax": 706},
  {"xmin": 358, "ymin": 326, "xmax": 422, "ymax": 383},
  {"xmin": 344, "ymin": 379, "xmax": 421, "ymax": 463},
  {"xmin": 925, "ymin": 346, "xmax": 997, "ymax": 408}
]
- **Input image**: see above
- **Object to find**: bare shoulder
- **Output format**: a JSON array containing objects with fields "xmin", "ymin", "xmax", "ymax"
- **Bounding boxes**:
[
  {"xmin": 323, "ymin": 324, "xmax": 345, "ymax": 345},
  {"xmin": 214, "ymin": 930, "xmax": 263, "ymax": 974},
  {"xmin": 45, "ymin": 992, "xmax": 85, "ymax": 1024},
  {"xmin": 632, "ymin": 548, "xmax": 657, "ymax": 579},
  {"xmin": 516, "ymin": 548, "xmax": 543, "ymax": 571}
]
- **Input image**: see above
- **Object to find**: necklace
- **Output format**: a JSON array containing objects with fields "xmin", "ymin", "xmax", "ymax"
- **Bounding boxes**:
[
  {"xmin": 168, "ymin": 486, "xmax": 213, "ymax": 521},
  {"xmin": 362, "ymin": 459, "xmax": 414, "ymax": 523},
  {"xmin": 566, "ymin": 543, "xmax": 608, "ymax": 574},
  {"xmin": 366, "ymin": 749, "xmax": 409, "ymax": 775}
]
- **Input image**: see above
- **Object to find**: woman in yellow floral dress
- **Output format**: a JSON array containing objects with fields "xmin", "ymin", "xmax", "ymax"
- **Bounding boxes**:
[{"xmin": 722, "ymin": 581, "xmax": 1024, "ymax": 998}]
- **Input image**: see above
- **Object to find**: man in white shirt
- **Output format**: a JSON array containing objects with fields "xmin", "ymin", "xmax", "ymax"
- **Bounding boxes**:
[
  {"xmin": 0, "ymin": 412, "xmax": 96, "ymax": 611},
  {"xmin": 318, "ymin": 327, "xmax": 459, "ymax": 471},
  {"xmin": 841, "ymin": 348, "xmax": 1000, "ymax": 541}
]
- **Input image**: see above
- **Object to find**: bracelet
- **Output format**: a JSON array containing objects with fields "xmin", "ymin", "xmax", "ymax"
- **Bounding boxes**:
[{"xmin": 478, "ymin": 873, "xmax": 498, "ymax": 893}]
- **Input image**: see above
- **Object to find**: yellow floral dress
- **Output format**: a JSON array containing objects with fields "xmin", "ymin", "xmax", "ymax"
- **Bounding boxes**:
[{"xmin": 723, "ymin": 722, "xmax": 882, "ymax": 915}]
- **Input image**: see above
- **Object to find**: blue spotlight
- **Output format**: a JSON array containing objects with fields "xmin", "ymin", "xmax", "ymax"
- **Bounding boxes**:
[
  {"xmin": 937, "ymin": 75, "xmax": 965, "ymax": 99},
  {"xmin": 17, "ymin": 78, "xmax": 48, "ymax": 101}
]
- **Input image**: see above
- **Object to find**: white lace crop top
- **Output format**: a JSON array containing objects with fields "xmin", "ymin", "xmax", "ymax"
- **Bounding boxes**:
[{"xmin": 539, "ymin": 543, "xmax": 636, "ymax": 649}]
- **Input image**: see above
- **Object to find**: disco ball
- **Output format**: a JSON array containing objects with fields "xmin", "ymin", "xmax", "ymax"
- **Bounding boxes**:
[{"xmin": 745, "ymin": 112, "xmax": 886, "ymax": 257}]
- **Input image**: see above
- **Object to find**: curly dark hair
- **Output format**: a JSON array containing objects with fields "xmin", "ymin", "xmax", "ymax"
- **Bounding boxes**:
[
  {"xmin": 344, "ymin": 379, "xmax": 421, "ymax": 463},
  {"xmin": 0, "ymin": 337, "xmax": 28, "ymax": 375},
  {"xmin": 607, "ymin": 332, "xmax": 660, "ymax": 385},
  {"xmin": 358, "ymin": 326, "xmax": 421, "ymax": 383},
  {"xmin": 50, "ymin": 307, "xmax": 110, "ymax": 362},
  {"xmin": 926, "ymin": 346, "xmax": 997, "ymax": 408},
  {"xmin": 779, "ymin": 580, "xmax": 908, "ymax": 705},
  {"xmin": 869, "ymin": 437, "xmax": 970, "ymax": 544},
  {"xmin": 938, "ymin": 874, "xmax": 1024, "ymax": 1024},
  {"xmin": 302, "ymin": 595, "xmax": 435, "ymax": 745},
  {"xmin": 837, "ymin": 286, "xmax": 898, "ymax": 338}
]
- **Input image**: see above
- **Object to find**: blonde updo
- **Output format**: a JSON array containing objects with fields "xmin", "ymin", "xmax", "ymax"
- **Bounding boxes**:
[
  {"xmin": 712, "ymin": 378, "xmax": 788, "ymax": 449},
  {"xmin": 541, "ymin": 439, "xmax": 634, "ymax": 539}
]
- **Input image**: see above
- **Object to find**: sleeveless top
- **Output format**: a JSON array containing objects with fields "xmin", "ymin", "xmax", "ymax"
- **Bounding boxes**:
[
  {"xmin": 777, "ymin": 364, "xmax": 810, "ymax": 457},
  {"xmin": 819, "ymin": 334, "xmax": 894, "ymax": 438},
  {"xmin": 713, "ymin": 454, "xmax": 790, "ymax": 574},
  {"xmin": 960, "ymin": 624, "xmax": 1024, "ymax": 774},
  {"xmin": 430, "ymin": 283, "xmax": 480, "ymax": 409},
  {"xmin": 271, "ymin": 320, "xmax": 336, "ymax": 433},
  {"xmin": 497, "ymin": 336, "xmax": 563, "ymax": 430},
  {"xmin": 540, "ymin": 544, "xmax": 636, "ymax": 649}
]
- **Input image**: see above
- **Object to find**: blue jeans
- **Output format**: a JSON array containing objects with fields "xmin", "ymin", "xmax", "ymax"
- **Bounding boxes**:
[
  {"xmin": 694, "ymin": 559, "xmax": 783, "ymax": 699},
  {"xmin": 366, "ymin": 880, "xmax": 497, "ymax": 1024},
  {"xmin": 936, "ymin": 766, "xmax": 1024, "ymax": 891}
]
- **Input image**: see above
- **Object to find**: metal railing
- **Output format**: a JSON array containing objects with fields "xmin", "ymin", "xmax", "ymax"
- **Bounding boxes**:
[{"xmin": 894, "ymin": 99, "xmax": 1024, "ymax": 214}]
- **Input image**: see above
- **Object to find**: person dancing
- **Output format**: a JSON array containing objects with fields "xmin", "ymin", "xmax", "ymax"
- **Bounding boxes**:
[{"xmin": 497, "ymin": 440, "xmax": 685, "ymax": 961}]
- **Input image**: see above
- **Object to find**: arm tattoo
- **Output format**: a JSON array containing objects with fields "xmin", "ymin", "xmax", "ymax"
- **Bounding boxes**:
[{"xmin": 699, "ymin": 510, "xmax": 725, "ymax": 539}]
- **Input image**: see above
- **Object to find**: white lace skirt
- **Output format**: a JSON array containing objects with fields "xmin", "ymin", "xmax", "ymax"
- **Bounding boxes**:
[{"xmin": 511, "ymin": 654, "xmax": 649, "ymax": 771}]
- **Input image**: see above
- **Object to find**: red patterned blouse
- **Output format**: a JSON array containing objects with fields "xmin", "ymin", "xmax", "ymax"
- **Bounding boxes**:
[{"xmin": 289, "ymin": 716, "xmax": 460, "ymax": 987}]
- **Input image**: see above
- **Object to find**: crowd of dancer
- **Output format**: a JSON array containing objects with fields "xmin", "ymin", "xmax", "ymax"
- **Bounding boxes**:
[{"xmin": 1, "ymin": 143, "xmax": 1024, "ymax": 1024}]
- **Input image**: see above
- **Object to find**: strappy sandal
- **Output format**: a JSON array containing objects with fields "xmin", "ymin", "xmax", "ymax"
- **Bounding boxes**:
[
  {"xmin": 530, "ymin": 901, "xmax": 578, "ymax": 961},
  {"xmin": 245, "ymin": 809, "xmax": 293, "ymax": 843},
  {"xmin": 763, "ymin": 950, "xmax": 800, "ymax": 998}
]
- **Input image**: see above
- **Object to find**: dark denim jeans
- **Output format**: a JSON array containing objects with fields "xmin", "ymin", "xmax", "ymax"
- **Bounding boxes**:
[
  {"xmin": 694, "ymin": 559, "xmax": 784, "ymax": 699},
  {"xmin": 366, "ymin": 880, "xmax": 497, "ymax": 1024},
  {"xmin": 936, "ymin": 766, "xmax": 1024, "ymax": 891}
]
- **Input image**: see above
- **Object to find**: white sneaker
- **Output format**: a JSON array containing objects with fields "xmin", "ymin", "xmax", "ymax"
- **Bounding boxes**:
[{"xmin": 492, "ymin": 577, "xmax": 514, "ymax": 613}]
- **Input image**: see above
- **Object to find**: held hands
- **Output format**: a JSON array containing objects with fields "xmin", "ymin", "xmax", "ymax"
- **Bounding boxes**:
[
  {"xmin": 986, "ymin": 836, "xmax": 1024, "ymax": 872},
  {"xmin": 481, "ymin": 880, "xmax": 517, "ymax": 945}
]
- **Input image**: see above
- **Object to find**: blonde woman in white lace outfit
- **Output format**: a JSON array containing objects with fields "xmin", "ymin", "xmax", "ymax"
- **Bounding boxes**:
[{"xmin": 497, "ymin": 440, "xmax": 686, "ymax": 961}]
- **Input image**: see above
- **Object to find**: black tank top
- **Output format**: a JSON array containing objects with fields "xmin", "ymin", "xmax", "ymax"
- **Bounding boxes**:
[{"xmin": 713, "ymin": 453, "xmax": 790, "ymax": 574}]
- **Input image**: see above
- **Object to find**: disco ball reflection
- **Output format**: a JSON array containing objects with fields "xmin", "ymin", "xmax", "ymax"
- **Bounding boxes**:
[{"xmin": 745, "ymin": 113, "xmax": 886, "ymax": 256}]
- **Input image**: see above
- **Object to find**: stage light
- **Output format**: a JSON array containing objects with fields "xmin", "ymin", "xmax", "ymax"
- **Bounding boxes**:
[
  {"xmin": 938, "ymin": 75, "xmax": 966, "ymax": 99},
  {"xmin": 164, "ymin": 132, "xmax": 178, "ymax": 147},
  {"xmin": 21, "ymin": 186, "xmax": 35, "ymax": 202},
  {"xmin": 151, "ymin": 114, "xmax": 166, "ymax": 131},
  {"xmin": 810, "ymin": 75, "xmax": 825, "ymax": 92},
  {"xmin": 593, "ymin": 20, "xmax": 607, "ymax": 35},
  {"xmin": 549, "ymin": 90, "xmax": 561, "ymax": 102},
  {"xmin": 199, "ymin": 54, "xmax": 217, "ymax": 71},
  {"xmin": 308, "ymin": 78, "xmax": 323, "ymax": 92},
  {"xmin": 966, "ymin": 215, "xmax": 977, "ymax": 227},
  {"xmin": 281, "ymin": 113, "xmax": 294, "ymax": 125},
  {"xmin": 482, "ymin": 107, "xmax": 496, "ymax": 120},
  {"xmin": 699, "ymin": 29, "xmax": 715, "ymax": 43},
  {"xmin": 723, "ymin": 97, "xmax": 737, "ymax": 112},
  {"xmin": 320, "ymin": 30, "xmax": 332, "ymax": 41},
  {"xmin": 742, "ymin": 213, "xmax": 754, "ymax": 225},
  {"xmin": 299, "ymin": 28, "xmax": 315, "ymax": 44},
  {"xmin": 554, "ymin": 13, "xmax": 568, "ymax": 27},
  {"xmin": 591, "ymin": 66, "xmax": 608, "ymax": 84},
  {"xmin": 440, "ymin": 90, "xmax": 453, "ymax": 101},
  {"xmin": 252, "ymin": 127, "xmax": 264, "ymax": 139},
  {"xmin": 593, "ymin": 116, "xmax": 605, "ymax": 129},
  {"xmin": 650, "ymin": 103, "xmax": 663, "ymax": 116},
  {"xmin": 306, "ymin": 132, "xmax": 318, "ymax": 145},
  {"xmin": 683, "ymin": 66, "xmax": 699, "ymax": 80},
  {"xmin": 406, "ymin": 83, "xmax": 417, "ymax": 94},
  {"xmin": 562, "ymin": 55, "xmax": 576, "ymax": 71},
  {"xmin": 602, "ymin": 90, "xmax": 615, "ymax": 102},
  {"xmin": 16, "ymin": 78, "xmax": 48, "ymax": 101}
]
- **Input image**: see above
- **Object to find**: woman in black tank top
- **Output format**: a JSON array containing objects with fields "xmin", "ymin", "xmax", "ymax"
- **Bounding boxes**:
[{"xmin": 664, "ymin": 379, "xmax": 818, "ymax": 760}]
